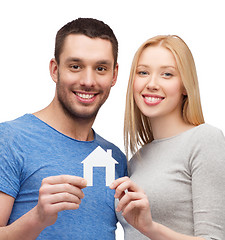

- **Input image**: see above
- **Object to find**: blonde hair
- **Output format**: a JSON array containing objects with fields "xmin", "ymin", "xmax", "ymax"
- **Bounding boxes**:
[{"xmin": 124, "ymin": 35, "xmax": 205, "ymax": 156}]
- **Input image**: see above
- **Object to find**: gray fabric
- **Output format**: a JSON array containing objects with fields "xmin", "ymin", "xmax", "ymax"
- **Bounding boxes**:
[{"xmin": 116, "ymin": 124, "xmax": 225, "ymax": 240}]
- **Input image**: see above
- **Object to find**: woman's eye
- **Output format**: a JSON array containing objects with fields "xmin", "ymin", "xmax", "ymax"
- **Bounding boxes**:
[
  {"xmin": 163, "ymin": 72, "xmax": 173, "ymax": 77},
  {"xmin": 138, "ymin": 71, "xmax": 148, "ymax": 76}
]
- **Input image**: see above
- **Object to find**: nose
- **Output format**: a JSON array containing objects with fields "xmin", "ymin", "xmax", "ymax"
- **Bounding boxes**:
[
  {"xmin": 146, "ymin": 74, "xmax": 159, "ymax": 91},
  {"xmin": 80, "ymin": 68, "xmax": 96, "ymax": 88}
]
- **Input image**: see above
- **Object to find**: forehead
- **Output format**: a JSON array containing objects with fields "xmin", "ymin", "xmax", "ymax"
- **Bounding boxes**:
[
  {"xmin": 138, "ymin": 46, "xmax": 177, "ymax": 67},
  {"xmin": 60, "ymin": 34, "xmax": 114, "ymax": 64}
]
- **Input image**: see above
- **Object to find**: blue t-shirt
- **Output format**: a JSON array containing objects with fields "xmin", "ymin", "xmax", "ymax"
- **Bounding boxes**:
[{"xmin": 0, "ymin": 114, "xmax": 127, "ymax": 239}]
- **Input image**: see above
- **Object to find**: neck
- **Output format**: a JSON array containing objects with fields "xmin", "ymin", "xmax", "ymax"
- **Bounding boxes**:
[
  {"xmin": 150, "ymin": 114, "xmax": 194, "ymax": 140},
  {"xmin": 33, "ymin": 100, "xmax": 95, "ymax": 141}
]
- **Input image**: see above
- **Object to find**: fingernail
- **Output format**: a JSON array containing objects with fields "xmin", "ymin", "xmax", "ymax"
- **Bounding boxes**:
[{"xmin": 82, "ymin": 179, "xmax": 87, "ymax": 186}]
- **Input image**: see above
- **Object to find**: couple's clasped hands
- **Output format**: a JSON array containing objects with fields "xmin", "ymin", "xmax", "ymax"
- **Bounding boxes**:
[{"xmin": 110, "ymin": 177, "xmax": 154, "ymax": 236}]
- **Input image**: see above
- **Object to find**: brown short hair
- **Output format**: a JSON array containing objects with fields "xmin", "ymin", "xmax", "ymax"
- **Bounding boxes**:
[{"xmin": 54, "ymin": 18, "xmax": 118, "ymax": 68}]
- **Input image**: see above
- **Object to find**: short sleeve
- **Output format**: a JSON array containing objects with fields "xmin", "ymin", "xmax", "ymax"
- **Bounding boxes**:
[
  {"xmin": 0, "ymin": 123, "xmax": 22, "ymax": 198},
  {"xmin": 190, "ymin": 126, "xmax": 225, "ymax": 239}
]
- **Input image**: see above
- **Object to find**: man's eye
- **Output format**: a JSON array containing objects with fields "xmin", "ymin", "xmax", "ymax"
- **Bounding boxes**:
[
  {"xmin": 97, "ymin": 67, "xmax": 106, "ymax": 72},
  {"xmin": 71, "ymin": 65, "xmax": 80, "ymax": 70}
]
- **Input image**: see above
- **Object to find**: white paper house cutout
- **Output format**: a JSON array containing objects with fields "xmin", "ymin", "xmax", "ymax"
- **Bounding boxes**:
[{"xmin": 81, "ymin": 146, "xmax": 118, "ymax": 186}]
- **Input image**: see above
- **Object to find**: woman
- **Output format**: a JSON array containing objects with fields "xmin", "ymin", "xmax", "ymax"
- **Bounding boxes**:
[{"xmin": 110, "ymin": 35, "xmax": 225, "ymax": 240}]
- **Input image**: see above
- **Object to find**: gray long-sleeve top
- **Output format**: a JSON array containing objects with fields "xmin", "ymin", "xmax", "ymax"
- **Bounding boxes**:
[{"xmin": 116, "ymin": 124, "xmax": 225, "ymax": 240}]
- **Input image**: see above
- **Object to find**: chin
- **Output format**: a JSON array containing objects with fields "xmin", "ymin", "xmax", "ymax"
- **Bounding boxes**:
[{"xmin": 68, "ymin": 108, "xmax": 99, "ymax": 121}]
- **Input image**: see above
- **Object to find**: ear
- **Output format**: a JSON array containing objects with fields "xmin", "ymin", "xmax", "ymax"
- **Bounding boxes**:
[
  {"xmin": 182, "ymin": 89, "xmax": 187, "ymax": 96},
  {"xmin": 182, "ymin": 86, "xmax": 187, "ymax": 96},
  {"xmin": 49, "ymin": 58, "xmax": 59, "ymax": 83},
  {"xmin": 111, "ymin": 63, "xmax": 119, "ymax": 87}
]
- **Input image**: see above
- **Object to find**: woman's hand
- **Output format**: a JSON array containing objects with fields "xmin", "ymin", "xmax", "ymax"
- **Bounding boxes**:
[{"xmin": 110, "ymin": 177, "xmax": 153, "ymax": 234}]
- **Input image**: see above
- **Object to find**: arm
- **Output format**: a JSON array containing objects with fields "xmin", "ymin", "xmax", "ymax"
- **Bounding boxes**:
[
  {"xmin": 110, "ymin": 177, "xmax": 205, "ymax": 240},
  {"xmin": 0, "ymin": 192, "xmax": 14, "ymax": 227},
  {"xmin": 0, "ymin": 175, "xmax": 87, "ymax": 240},
  {"xmin": 0, "ymin": 191, "xmax": 46, "ymax": 240},
  {"xmin": 190, "ymin": 127, "xmax": 225, "ymax": 239}
]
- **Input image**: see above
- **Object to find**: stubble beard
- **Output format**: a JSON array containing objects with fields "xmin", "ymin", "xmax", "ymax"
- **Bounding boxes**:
[{"xmin": 56, "ymin": 73, "xmax": 102, "ymax": 122}]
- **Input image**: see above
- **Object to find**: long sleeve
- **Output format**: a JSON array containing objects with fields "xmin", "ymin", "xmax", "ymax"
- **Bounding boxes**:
[{"xmin": 190, "ymin": 126, "xmax": 225, "ymax": 240}]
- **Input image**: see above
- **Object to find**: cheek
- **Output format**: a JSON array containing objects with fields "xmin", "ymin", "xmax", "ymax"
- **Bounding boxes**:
[
  {"xmin": 165, "ymin": 81, "xmax": 184, "ymax": 97},
  {"xmin": 59, "ymin": 68, "xmax": 80, "ymax": 84},
  {"xmin": 99, "ymin": 78, "xmax": 114, "ymax": 92},
  {"xmin": 133, "ymin": 78, "xmax": 144, "ymax": 106},
  {"xmin": 133, "ymin": 77, "xmax": 145, "ymax": 94},
  {"xmin": 63, "ymin": 73, "xmax": 77, "ymax": 85}
]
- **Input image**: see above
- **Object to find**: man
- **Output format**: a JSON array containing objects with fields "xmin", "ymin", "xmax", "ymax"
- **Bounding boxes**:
[{"xmin": 0, "ymin": 18, "xmax": 127, "ymax": 239}]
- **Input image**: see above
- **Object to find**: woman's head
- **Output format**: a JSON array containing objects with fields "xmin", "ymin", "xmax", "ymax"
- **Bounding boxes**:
[{"xmin": 125, "ymin": 35, "xmax": 204, "ymax": 155}]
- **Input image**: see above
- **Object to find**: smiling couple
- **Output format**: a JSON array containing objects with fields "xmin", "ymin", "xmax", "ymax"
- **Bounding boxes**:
[{"xmin": 0, "ymin": 18, "xmax": 224, "ymax": 240}]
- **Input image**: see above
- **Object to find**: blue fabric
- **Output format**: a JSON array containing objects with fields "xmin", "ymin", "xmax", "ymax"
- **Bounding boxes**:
[{"xmin": 0, "ymin": 114, "xmax": 127, "ymax": 239}]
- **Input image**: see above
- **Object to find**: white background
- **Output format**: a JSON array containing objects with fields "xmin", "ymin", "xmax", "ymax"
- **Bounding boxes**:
[{"xmin": 0, "ymin": 0, "xmax": 224, "ymax": 238}]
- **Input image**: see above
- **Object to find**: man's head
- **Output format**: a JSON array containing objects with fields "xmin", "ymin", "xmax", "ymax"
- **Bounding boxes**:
[
  {"xmin": 50, "ymin": 18, "xmax": 119, "ymax": 122},
  {"xmin": 54, "ymin": 18, "xmax": 118, "ymax": 68}
]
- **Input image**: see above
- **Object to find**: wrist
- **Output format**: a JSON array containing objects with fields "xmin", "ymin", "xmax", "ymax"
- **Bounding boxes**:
[
  {"xmin": 25, "ymin": 206, "xmax": 48, "ymax": 232},
  {"xmin": 4, "ymin": 206, "xmax": 48, "ymax": 240},
  {"xmin": 141, "ymin": 221, "xmax": 159, "ymax": 238}
]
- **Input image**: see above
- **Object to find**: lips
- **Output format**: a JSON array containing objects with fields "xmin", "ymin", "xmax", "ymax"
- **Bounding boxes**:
[
  {"xmin": 142, "ymin": 94, "xmax": 164, "ymax": 105},
  {"xmin": 75, "ymin": 92, "xmax": 95, "ymax": 99},
  {"xmin": 74, "ymin": 91, "xmax": 98, "ymax": 103}
]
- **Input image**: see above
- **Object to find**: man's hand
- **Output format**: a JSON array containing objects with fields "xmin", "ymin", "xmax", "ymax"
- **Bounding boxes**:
[{"xmin": 36, "ymin": 175, "xmax": 87, "ymax": 227}]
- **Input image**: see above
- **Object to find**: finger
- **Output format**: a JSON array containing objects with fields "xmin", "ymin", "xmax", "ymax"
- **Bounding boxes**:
[
  {"xmin": 122, "ymin": 199, "xmax": 146, "ymax": 216},
  {"xmin": 114, "ymin": 180, "xmax": 142, "ymax": 199},
  {"xmin": 110, "ymin": 176, "xmax": 130, "ymax": 189},
  {"xmin": 117, "ymin": 190, "xmax": 126, "ymax": 201},
  {"xmin": 116, "ymin": 192, "xmax": 145, "ymax": 212},
  {"xmin": 50, "ymin": 192, "xmax": 82, "ymax": 205},
  {"xmin": 46, "ymin": 201, "xmax": 81, "ymax": 214},
  {"xmin": 42, "ymin": 175, "xmax": 87, "ymax": 189},
  {"xmin": 40, "ymin": 183, "xmax": 85, "ymax": 199}
]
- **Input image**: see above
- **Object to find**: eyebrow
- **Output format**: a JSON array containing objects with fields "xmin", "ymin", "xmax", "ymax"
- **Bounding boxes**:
[
  {"xmin": 65, "ymin": 57, "xmax": 82, "ymax": 64},
  {"xmin": 137, "ymin": 64, "xmax": 177, "ymax": 69},
  {"xmin": 65, "ymin": 57, "xmax": 112, "ymax": 66},
  {"xmin": 137, "ymin": 64, "xmax": 149, "ymax": 68},
  {"xmin": 96, "ymin": 60, "xmax": 112, "ymax": 65},
  {"xmin": 160, "ymin": 65, "xmax": 177, "ymax": 69}
]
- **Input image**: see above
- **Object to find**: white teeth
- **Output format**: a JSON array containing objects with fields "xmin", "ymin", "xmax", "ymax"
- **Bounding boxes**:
[
  {"xmin": 145, "ymin": 97, "xmax": 162, "ymax": 102},
  {"xmin": 76, "ymin": 93, "xmax": 94, "ymax": 99}
]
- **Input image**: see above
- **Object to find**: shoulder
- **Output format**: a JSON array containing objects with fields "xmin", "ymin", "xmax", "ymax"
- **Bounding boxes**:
[
  {"xmin": 0, "ymin": 114, "xmax": 31, "ymax": 131},
  {"xmin": 189, "ymin": 124, "xmax": 225, "ymax": 169},
  {"xmin": 195, "ymin": 123, "xmax": 223, "ymax": 135},
  {"xmin": 0, "ymin": 119, "xmax": 17, "ymax": 141},
  {"xmin": 0, "ymin": 114, "xmax": 31, "ymax": 140},
  {"xmin": 191, "ymin": 123, "xmax": 225, "ymax": 144},
  {"xmin": 183, "ymin": 124, "xmax": 225, "ymax": 160},
  {"xmin": 0, "ymin": 114, "xmax": 42, "ymax": 151}
]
